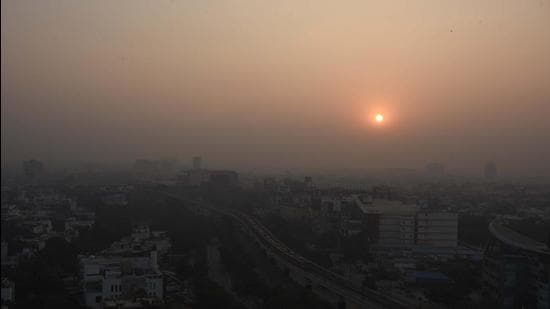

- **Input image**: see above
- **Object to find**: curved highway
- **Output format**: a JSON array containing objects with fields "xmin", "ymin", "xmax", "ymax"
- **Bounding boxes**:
[{"xmin": 161, "ymin": 191, "xmax": 409, "ymax": 309}]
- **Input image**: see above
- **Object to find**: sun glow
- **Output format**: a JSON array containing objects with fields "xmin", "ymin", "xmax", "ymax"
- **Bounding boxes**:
[{"xmin": 375, "ymin": 114, "xmax": 384, "ymax": 123}]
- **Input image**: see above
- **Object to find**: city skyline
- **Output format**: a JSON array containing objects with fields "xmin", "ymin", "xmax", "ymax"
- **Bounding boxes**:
[{"xmin": 2, "ymin": 3, "xmax": 550, "ymax": 307}]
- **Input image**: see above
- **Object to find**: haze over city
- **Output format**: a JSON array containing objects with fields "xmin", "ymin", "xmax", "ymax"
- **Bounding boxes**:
[
  {"xmin": 2, "ymin": 0, "xmax": 550, "ymax": 175},
  {"xmin": 3, "ymin": 2, "xmax": 550, "ymax": 309}
]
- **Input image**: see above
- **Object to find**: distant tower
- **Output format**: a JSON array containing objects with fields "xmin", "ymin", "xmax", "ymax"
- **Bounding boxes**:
[
  {"xmin": 484, "ymin": 161, "xmax": 497, "ymax": 179},
  {"xmin": 192, "ymin": 156, "xmax": 202, "ymax": 170}
]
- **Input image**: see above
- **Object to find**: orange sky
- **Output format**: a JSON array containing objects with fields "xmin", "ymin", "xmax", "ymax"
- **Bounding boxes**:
[{"xmin": 2, "ymin": 0, "xmax": 550, "ymax": 175}]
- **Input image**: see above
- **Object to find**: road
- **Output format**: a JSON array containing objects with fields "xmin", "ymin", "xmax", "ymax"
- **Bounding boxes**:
[{"xmin": 160, "ymin": 191, "xmax": 409, "ymax": 309}]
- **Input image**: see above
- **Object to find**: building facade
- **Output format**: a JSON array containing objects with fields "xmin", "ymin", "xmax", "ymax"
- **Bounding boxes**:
[
  {"xmin": 415, "ymin": 212, "xmax": 458, "ymax": 247},
  {"xmin": 80, "ymin": 252, "xmax": 163, "ymax": 308},
  {"xmin": 483, "ymin": 219, "xmax": 550, "ymax": 308}
]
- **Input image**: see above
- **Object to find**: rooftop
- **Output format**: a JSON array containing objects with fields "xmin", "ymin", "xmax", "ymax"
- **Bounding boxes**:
[{"xmin": 358, "ymin": 198, "xmax": 419, "ymax": 215}]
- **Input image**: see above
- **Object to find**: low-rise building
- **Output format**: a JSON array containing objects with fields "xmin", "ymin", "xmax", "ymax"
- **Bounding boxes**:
[
  {"xmin": 105, "ymin": 225, "xmax": 172, "ymax": 257},
  {"xmin": 80, "ymin": 252, "xmax": 163, "ymax": 309}
]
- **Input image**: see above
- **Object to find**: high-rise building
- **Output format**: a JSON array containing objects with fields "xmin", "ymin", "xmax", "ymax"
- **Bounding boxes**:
[
  {"xmin": 192, "ymin": 156, "xmax": 202, "ymax": 170},
  {"xmin": 22, "ymin": 159, "xmax": 44, "ymax": 178},
  {"xmin": 484, "ymin": 161, "xmax": 498, "ymax": 179},
  {"xmin": 362, "ymin": 199, "xmax": 418, "ymax": 247},
  {"xmin": 483, "ymin": 219, "xmax": 550, "ymax": 308}
]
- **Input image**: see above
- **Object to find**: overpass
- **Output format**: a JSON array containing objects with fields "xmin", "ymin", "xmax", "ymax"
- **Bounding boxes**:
[{"xmin": 161, "ymin": 192, "xmax": 410, "ymax": 309}]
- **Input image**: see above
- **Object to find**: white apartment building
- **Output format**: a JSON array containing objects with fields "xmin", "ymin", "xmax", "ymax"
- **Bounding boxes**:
[
  {"xmin": 80, "ymin": 252, "xmax": 163, "ymax": 309},
  {"xmin": 365, "ymin": 199, "xmax": 419, "ymax": 247},
  {"xmin": 358, "ymin": 198, "xmax": 458, "ymax": 249}
]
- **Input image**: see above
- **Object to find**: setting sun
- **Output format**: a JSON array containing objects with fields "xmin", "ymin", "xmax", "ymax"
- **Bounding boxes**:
[{"xmin": 375, "ymin": 114, "xmax": 384, "ymax": 123}]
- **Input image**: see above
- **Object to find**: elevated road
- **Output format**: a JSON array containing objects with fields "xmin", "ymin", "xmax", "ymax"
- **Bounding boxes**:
[{"xmin": 161, "ymin": 191, "xmax": 409, "ymax": 309}]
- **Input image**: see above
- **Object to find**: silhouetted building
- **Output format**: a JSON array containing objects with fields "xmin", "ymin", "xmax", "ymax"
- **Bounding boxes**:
[
  {"xmin": 371, "ymin": 186, "xmax": 393, "ymax": 200},
  {"xmin": 177, "ymin": 169, "xmax": 238, "ymax": 187},
  {"xmin": 483, "ymin": 219, "xmax": 550, "ymax": 308},
  {"xmin": 263, "ymin": 177, "xmax": 277, "ymax": 191},
  {"xmin": 177, "ymin": 169, "xmax": 210, "ymax": 186},
  {"xmin": 22, "ymin": 159, "xmax": 44, "ymax": 178},
  {"xmin": 192, "ymin": 156, "xmax": 202, "ymax": 170},
  {"xmin": 159, "ymin": 158, "xmax": 177, "ymax": 171},
  {"xmin": 208, "ymin": 170, "xmax": 238, "ymax": 186},
  {"xmin": 484, "ymin": 161, "xmax": 498, "ymax": 179}
]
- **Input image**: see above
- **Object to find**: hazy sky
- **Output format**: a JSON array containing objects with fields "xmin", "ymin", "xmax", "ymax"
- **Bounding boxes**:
[{"xmin": 2, "ymin": 0, "xmax": 550, "ymax": 175}]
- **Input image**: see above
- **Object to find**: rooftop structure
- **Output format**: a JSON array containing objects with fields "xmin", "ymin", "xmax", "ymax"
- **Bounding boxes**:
[
  {"xmin": 104, "ymin": 225, "xmax": 171, "ymax": 257},
  {"xmin": 489, "ymin": 220, "xmax": 550, "ymax": 256},
  {"xmin": 357, "ymin": 198, "xmax": 419, "ymax": 215},
  {"xmin": 483, "ymin": 219, "xmax": 550, "ymax": 308}
]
